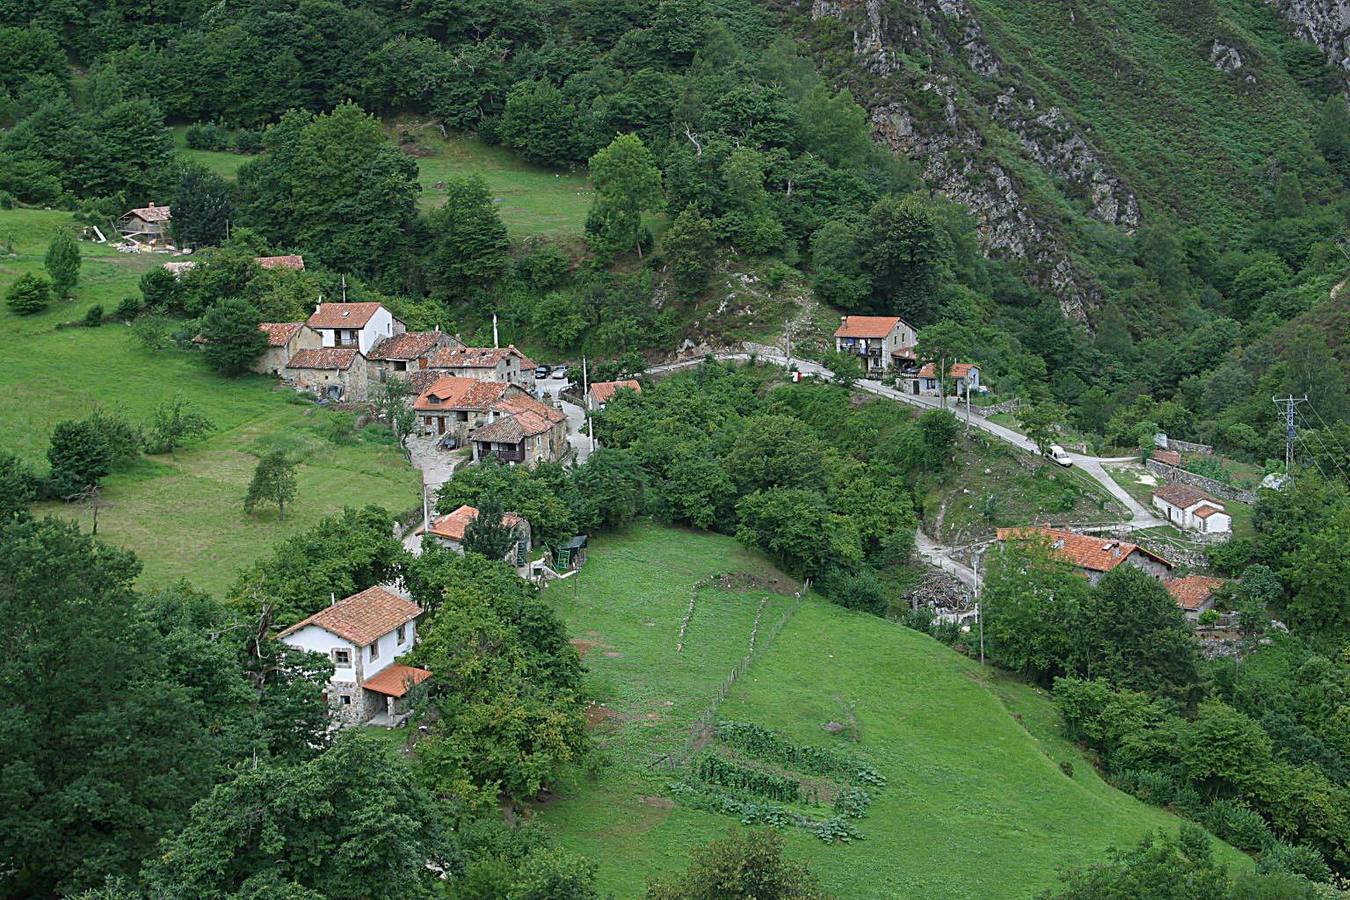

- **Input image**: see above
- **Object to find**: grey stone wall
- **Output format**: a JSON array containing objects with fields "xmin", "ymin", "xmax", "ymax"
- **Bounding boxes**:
[{"xmin": 1145, "ymin": 459, "xmax": 1255, "ymax": 504}]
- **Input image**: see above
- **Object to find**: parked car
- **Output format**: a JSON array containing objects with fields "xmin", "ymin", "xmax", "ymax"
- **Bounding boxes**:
[
  {"xmin": 1045, "ymin": 444, "xmax": 1073, "ymax": 467},
  {"xmin": 535, "ymin": 365, "xmax": 551, "ymax": 379},
  {"xmin": 552, "ymin": 364, "xmax": 568, "ymax": 378}
]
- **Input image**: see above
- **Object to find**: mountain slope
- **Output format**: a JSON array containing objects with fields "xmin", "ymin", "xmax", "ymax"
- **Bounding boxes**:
[{"xmin": 797, "ymin": 0, "xmax": 1328, "ymax": 323}]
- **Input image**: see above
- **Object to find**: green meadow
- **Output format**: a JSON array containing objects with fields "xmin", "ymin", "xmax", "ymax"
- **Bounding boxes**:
[{"xmin": 535, "ymin": 524, "xmax": 1251, "ymax": 897}]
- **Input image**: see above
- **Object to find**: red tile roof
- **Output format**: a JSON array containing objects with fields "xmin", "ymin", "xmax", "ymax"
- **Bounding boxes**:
[
  {"xmin": 1153, "ymin": 482, "xmax": 1220, "ymax": 510},
  {"xmin": 362, "ymin": 663, "xmax": 432, "ymax": 698},
  {"xmin": 1166, "ymin": 576, "xmax": 1225, "ymax": 611},
  {"xmin": 590, "ymin": 380, "xmax": 641, "ymax": 405},
  {"xmin": 996, "ymin": 527, "xmax": 1172, "ymax": 574},
  {"xmin": 1193, "ymin": 504, "xmax": 1224, "ymax": 519},
  {"xmin": 917, "ymin": 362, "xmax": 978, "ymax": 378},
  {"xmin": 427, "ymin": 345, "xmax": 528, "ymax": 369},
  {"xmin": 127, "ymin": 204, "xmax": 171, "ymax": 222},
  {"xmin": 306, "ymin": 302, "xmax": 385, "ymax": 329},
  {"xmin": 835, "ymin": 315, "xmax": 907, "ymax": 338},
  {"xmin": 423, "ymin": 504, "xmax": 524, "ymax": 542},
  {"xmin": 493, "ymin": 391, "xmax": 566, "ymax": 426},
  {"xmin": 286, "ymin": 348, "xmax": 360, "ymax": 370},
  {"xmin": 277, "ymin": 587, "xmax": 422, "ymax": 647},
  {"xmin": 369, "ymin": 331, "xmax": 446, "ymax": 361},
  {"xmin": 255, "ymin": 254, "xmax": 305, "ymax": 271},
  {"xmin": 1153, "ymin": 449, "xmax": 1182, "ymax": 466},
  {"xmin": 259, "ymin": 322, "xmax": 304, "ymax": 347},
  {"xmin": 413, "ymin": 376, "xmax": 515, "ymax": 412}
]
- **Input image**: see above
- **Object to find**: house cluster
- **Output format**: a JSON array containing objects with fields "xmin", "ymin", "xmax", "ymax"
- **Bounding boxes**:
[
  {"xmin": 995, "ymin": 526, "xmax": 1225, "ymax": 620},
  {"xmin": 833, "ymin": 315, "xmax": 981, "ymax": 397},
  {"xmin": 412, "ymin": 375, "xmax": 567, "ymax": 466}
]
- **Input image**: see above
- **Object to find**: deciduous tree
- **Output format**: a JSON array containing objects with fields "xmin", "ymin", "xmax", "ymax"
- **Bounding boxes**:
[
  {"xmin": 244, "ymin": 449, "xmax": 298, "ymax": 521},
  {"xmin": 200, "ymin": 296, "xmax": 268, "ymax": 376},
  {"xmin": 43, "ymin": 228, "xmax": 80, "ymax": 298}
]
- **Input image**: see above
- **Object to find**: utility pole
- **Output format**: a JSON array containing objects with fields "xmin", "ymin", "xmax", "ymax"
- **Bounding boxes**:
[
  {"xmin": 583, "ymin": 356, "xmax": 594, "ymax": 453},
  {"xmin": 783, "ymin": 317, "xmax": 793, "ymax": 371},
  {"xmin": 964, "ymin": 379, "xmax": 972, "ymax": 433},
  {"xmin": 1272, "ymin": 395, "xmax": 1307, "ymax": 476}
]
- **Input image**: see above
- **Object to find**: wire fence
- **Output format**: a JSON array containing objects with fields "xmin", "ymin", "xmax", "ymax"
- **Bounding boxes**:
[{"xmin": 657, "ymin": 578, "xmax": 810, "ymax": 771}]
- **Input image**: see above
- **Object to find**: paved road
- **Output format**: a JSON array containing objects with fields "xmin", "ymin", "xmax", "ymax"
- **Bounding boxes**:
[{"xmin": 648, "ymin": 346, "xmax": 1168, "ymax": 584}]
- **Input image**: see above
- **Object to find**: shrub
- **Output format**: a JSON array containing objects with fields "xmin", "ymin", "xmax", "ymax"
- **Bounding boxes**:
[
  {"xmin": 46, "ymin": 418, "xmax": 113, "ymax": 497},
  {"xmin": 83, "ymin": 304, "xmax": 103, "ymax": 327},
  {"xmin": 6, "ymin": 272, "xmax": 51, "ymax": 315},
  {"xmin": 0, "ymin": 190, "xmax": 15, "ymax": 209},
  {"xmin": 1201, "ymin": 799, "xmax": 1270, "ymax": 852},
  {"xmin": 1257, "ymin": 841, "xmax": 1333, "ymax": 884},
  {"xmin": 815, "ymin": 565, "xmax": 889, "ymax": 616},
  {"xmin": 114, "ymin": 295, "xmax": 141, "ymax": 320}
]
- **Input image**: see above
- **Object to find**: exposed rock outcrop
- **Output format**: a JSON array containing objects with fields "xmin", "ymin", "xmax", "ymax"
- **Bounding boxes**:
[
  {"xmin": 811, "ymin": 0, "xmax": 1142, "ymax": 323},
  {"xmin": 1266, "ymin": 0, "xmax": 1350, "ymax": 75}
]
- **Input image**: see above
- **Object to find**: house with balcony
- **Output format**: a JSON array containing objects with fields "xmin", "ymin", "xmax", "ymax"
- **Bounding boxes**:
[
  {"xmin": 1152, "ymin": 483, "xmax": 1232, "ymax": 537},
  {"xmin": 277, "ymin": 586, "xmax": 431, "ymax": 726},
  {"xmin": 420, "ymin": 504, "xmax": 533, "ymax": 572},
  {"xmin": 427, "ymin": 345, "xmax": 536, "ymax": 390},
  {"xmin": 468, "ymin": 392, "xmax": 569, "ymax": 467},
  {"xmin": 253, "ymin": 322, "xmax": 322, "ymax": 376},
  {"xmin": 413, "ymin": 375, "xmax": 524, "ymax": 441},
  {"xmin": 118, "ymin": 203, "xmax": 172, "ymax": 248},
  {"xmin": 833, "ymin": 315, "xmax": 917, "ymax": 377},
  {"xmin": 305, "ymin": 302, "xmax": 404, "ymax": 355},
  {"xmin": 995, "ymin": 526, "xmax": 1174, "ymax": 585}
]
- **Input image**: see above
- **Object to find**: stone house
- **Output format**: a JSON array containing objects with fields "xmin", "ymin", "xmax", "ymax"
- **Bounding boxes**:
[
  {"xmin": 421, "ymin": 504, "xmax": 533, "ymax": 571},
  {"xmin": 367, "ymin": 330, "xmax": 461, "ymax": 385},
  {"xmin": 1166, "ymin": 575, "xmax": 1225, "ymax": 621},
  {"xmin": 833, "ymin": 315, "xmax": 917, "ymax": 377},
  {"xmin": 905, "ymin": 362, "xmax": 981, "ymax": 398},
  {"xmin": 996, "ymin": 526, "xmax": 1174, "ymax": 585},
  {"xmin": 118, "ymin": 203, "xmax": 172, "ymax": 247},
  {"xmin": 1152, "ymin": 483, "xmax": 1232, "ymax": 537},
  {"xmin": 283, "ymin": 347, "xmax": 371, "ymax": 401},
  {"xmin": 587, "ymin": 379, "xmax": 641, "ymax": 411},
  {"xmin": 253, "ymin": 322, "xmax": 322, "ymax": 375},
  {"xmin": 468, "ymin": 392, "xmax": 569, "ymax": 467},
  {"xmin": 277, "ymin": 586, "xmax": 431, "ymax": 726},
  {"xmin": 305, "ymin": 302, "xmax": 404, "ymax": 355},
  {"xmin": 426, "ymin": 345, "xmax": 537, "ymax": 391},
  {"xmin": 413, "ymin": 376, "xmax": 524, "ymax": 441}
]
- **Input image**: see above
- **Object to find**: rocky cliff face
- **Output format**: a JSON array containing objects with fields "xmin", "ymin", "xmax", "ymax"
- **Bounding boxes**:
[
  {"xmin": 1267, "ymin": 0, "xmax": 1350, "ymax": 75},
  {"xmin": 809, "ymin": 0, "xmax": 1141, "ymax": 323}
]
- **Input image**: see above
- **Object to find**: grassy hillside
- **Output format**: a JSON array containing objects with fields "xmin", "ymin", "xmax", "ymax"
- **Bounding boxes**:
[
  {"xmin": 173, "ymin": 124, "xmax": 592, "ymax": 239},
  {"xmin": 535, "ymin": 524, "xmax": 1249, "ymax": 897},
  {"xmin": 0, "ymin": 208, "xmax": 421, "ymax": 595},
  {"xmin": 969, "ymin": 0, "xmax": 1319, "ymax": 240}
]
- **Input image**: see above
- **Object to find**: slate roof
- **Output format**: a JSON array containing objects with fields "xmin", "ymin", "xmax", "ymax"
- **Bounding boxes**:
[
  {"xmin": 835, "ymin": 315, "xmax": 907, "ymax": 338},
  {"xmin": 362, "ymin": 664, "xmax": 432, "ymax": 698},
  {"xmin": 423, "ymin": 504, "xmax": 524, "ymax": 542},
  {"xmin": 277, "ymin": 587, "xmax": 422, "ymax": 647},
  {"xmin": 287, "ymin": 348, "xmax": 360, "ymax": 370},
  {"xmin": 259, "ymin": 322, "xmax": 304, "ymax": 347},
  {"xmin": 306, "ymin": 302, "xmax": 384, "ymax": 329},
  {"xmin": 1166, "ymin": 575, "xmax": 1225, "ymax": 611},
  {"xmin": 996, "ymin": 527, "xmax": 1172, "ymax": 574},
  {"xmin": 369, "ymin": 331, "xmax": 445, "ymax": 361},
  {"xmin": 590, "ymin": 380, "xmax": 641, "ymax": 405},
  {"xmin": 1154, "ymin": 482, "xmax": 1220, "ymax": 510},
  {"xmin": 255, "ymin": 254, "xmax": 305, "ymax": 271}
]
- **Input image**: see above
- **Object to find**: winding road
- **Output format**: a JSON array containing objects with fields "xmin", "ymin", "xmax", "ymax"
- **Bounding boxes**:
[{"xmin": 648, "ymin": 345, "xmax": 1168, "ymax": 587}]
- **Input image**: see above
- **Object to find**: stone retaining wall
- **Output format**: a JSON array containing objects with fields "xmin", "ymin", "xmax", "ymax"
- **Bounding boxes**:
[{"xmin": 1145, "ymin": 459, "xmax": 1256, "ymax": 504}]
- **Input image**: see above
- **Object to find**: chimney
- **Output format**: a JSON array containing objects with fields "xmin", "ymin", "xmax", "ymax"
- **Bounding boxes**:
[
  {"xmin": 330, "ymin": 592, "xmax": 336, "ymax": 606},
  {"xmin": 315, "ymin": 302, "xmax": 322, "ymax": 315},
  {"xmin": 148, "ymin": 201, "xmax": 155, "ymax": 208},
  {"xmin": 492, "ymin": 313, "xmax": 499, "ymax": 349}
]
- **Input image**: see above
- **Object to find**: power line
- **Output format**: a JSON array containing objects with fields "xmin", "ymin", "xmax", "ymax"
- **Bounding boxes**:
[
  {"xmin": 1272, "ymin": 396, "xmax": 1306, "ymax": 476},
  {"xmin": 1294, "ymin": 409, "xmax": 1350, "ymax": 487},
  {"xmin": 1294, "ymin": 429, "xmax": 1332, "ymax": 484},
  {"xmin": 1303, "ymin": 402, "xmax": 1350, "ymax": 462}
]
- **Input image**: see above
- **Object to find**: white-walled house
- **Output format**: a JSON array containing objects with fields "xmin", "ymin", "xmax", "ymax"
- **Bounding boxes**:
[
  {"xmin": 587, "ymin": 379, "xmax": 641, "ymax": 411},
  {"xmin": 305, "ymin": 302, "xmax": 405, "ymax": 355},
  {"xmin": 1152, "ymin": 483, "xmax": 1232, "ymax": 537},
  {"xmin": 833, "ymin": 315, "xmax": 917, "ymax": 376},
  {"xmin": 277, "ymin": 586, "xmax": 431, "ymax": 726},
  {"xmin": 420, "ymin": 504, "xmax": 533, "ymax": 572},
  {"xmin": 905, "ymin": 362, "xmax": 981, "ymax": 397}
]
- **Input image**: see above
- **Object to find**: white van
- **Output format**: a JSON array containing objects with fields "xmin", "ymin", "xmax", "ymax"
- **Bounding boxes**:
[{"xmin": 1046, "ymin": 444, "xmax": 1073, "ymax": 467}]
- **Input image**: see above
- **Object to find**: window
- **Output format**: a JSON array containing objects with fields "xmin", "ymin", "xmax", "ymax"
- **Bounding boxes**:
[
  {"xmin": 369, "ymin": 641, "xmax": 379, "ymax": 661},
  {"xmin": 332, "ymin": 648, "xmax": 351, "ymax": 666},
  {"xmin": 339, "ymin": 695, "xmax": 352, "ymax": 706},
  {"xmin": 394, "ymin": 361, "xmax": 407, "ymax": 371},
  {"xmin": 396, "ymin": 624, "xmax": 406, "ymax": 644}
]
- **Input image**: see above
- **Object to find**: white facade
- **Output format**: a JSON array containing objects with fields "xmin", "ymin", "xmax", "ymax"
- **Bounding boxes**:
[
  {"xmin": 833, "ymin": 316, "xmax": 917, "ymax": 376},
  {"xmin": 279, "ymin": 619, "xmax": 418, "ymax": 723},
  {"xmin": 315, "ymin": 306, "xmax": 403, "ymax": 355},
  {"xmin": 1152, "ymin": 495, "xmax": 1232, "ymax": 535}
]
